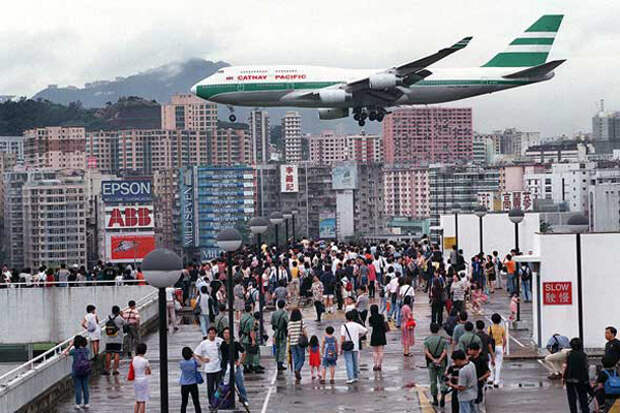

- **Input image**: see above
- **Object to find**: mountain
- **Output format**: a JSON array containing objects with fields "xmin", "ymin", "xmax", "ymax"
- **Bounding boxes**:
[{"xmin": 31, "ymin": 58, "xmax": 379, "ymax": 135}]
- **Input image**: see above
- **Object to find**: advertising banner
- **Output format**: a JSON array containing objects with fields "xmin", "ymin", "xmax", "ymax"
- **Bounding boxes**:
[
  {"xmin": 319, "ymin": 212, "xmax": 336, "ymax": 239},
  {"xmin": 101, "ymin": 179, "xmax": 152, "ymax": 203},
  {"xmin": 180, "ymin": 168, "xmax": 198, "ymax": 248},
  {"xmin": 332, "ymin": 162, "xmax": 358, "ymax": 190},
  {"xmin": 106, "ymin": 233, "xmax": 156, "ymax": 263},
  {"xmin": 105, "ymin": 205, "xmax": 154, "ymax": 229},
  {"xmin": 280, "ymin": 165, "xmax": 299, "ymax": 192}
]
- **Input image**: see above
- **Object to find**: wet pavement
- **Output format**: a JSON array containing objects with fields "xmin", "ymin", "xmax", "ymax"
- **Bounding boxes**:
[{"xmin": 55, "ymin": 288, "xmax": 580, "ymax": 412}]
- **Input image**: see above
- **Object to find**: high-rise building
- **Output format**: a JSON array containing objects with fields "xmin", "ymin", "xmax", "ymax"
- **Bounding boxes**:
[
  {"xmin": 309, "ymin": 131, "xmax": 382, "ymax": 164},
  {"xmin": 161, "ymin": 94, "xmax": 218, "ymax": 131},
  {"xmin": 383, "ymin": 108, "xmax": 473, "ymax": 165},
  {"xmin": 592, "ymin": 109, "xmax": 620, "ymax": 153},
  {"xmin": 383, "ymin": 165, "xmax": 430, "ymax": 219},
  {"xmin": 213, "ymin": 127, "xmax": 253, "ymax": 166},
  {"xmin": 472, "ymin": 134, "xmax": 495, "ymax": 164},
  {"xmin": 282, "ymin": 111, "xmax": 302, "ymax": 162},
  {"xmin": 0, "ymin": 136, "xmax": 24, "ymax": 162},
  {"xmin": 589, "ymin": 180, "xmax": 620, "ymax": 232},
  {"xmin": 248, "ymin": 110, "xmax": 270, "ymax": 164},
  {"xmin": 153, "ymin": 169, "xmax": 180, "ymax": 254},
  {"xmin": 24, "ymin": 127, "xmax": 86, "ymax": 169}
]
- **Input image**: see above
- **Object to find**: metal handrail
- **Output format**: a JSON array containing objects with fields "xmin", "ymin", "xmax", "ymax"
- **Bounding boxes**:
[
  {"xmin": 0, "ymin": 279, "xmax": 147, "ymax": 288},
  {"xmin": 0, "ymin": 288, "xmax": 158, "ymax": 389}
]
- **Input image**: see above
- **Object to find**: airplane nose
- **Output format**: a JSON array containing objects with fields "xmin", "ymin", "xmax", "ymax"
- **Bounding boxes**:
[{"xmin": 190, "ymin": 83, "xmax": 198, "ymax": 95}]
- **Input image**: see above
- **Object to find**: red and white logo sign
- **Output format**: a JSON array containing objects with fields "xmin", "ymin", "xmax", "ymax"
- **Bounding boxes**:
[
  {"xmin": 280, "ymin": 165, "xmax": 298, "ymax": 193},
  {"xmin": 543, "ymin": 282, "xmax": 572, "ymax": 305},
  {"xmin": 107, "ymin": 233, "xmax": 156, "ymax": 263},
  {"xmin": 105, "ymin": 205, "xmax": 154, "ymax": 229}
]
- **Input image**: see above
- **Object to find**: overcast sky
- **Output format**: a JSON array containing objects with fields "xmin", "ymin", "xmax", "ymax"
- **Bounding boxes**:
[{"xmin": 2, "ymin": 0, "xmax": 618, "ymax": 136}]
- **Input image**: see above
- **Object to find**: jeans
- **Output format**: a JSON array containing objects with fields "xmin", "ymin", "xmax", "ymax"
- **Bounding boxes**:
[
  {"xmin": 181, "ymin": 383, "xmax": 202, "ymax": 413},
  {"xmin": 314, "ymin": 300, "xmax": 323, "ymax": 321},
  {"xmin": 343, "ymin": 350, "xmax": 359, "ymax": 380},
  {"xmin": 507, "ymin": 273, "xmax": 516, "ymax": 294},
  {"xmin": 206, "ymin": 371, "xmax": 220, "ymax": 406},
  {"xmin": 125, "ymin": 324, "xmax": 140, "ymax": 355},
  {"xmin": 459, "ymin": 399, "xmax": 476, "ymax": 413},
  {"xmin": 291, "ymin": 344, "xmax": 305, "ymax": 372},
  {"xmin": 566, "ymin": 382, "xmax": 590, "ymax": 413},
  {"xmin": 379, "ymin": 296, "xmax": 387, "ymax": 314},
  {"xmin": 223, "ymin": 365, "xmax": 248, "ymax": 402},
  {"xmin": 72, "ymin": 374, "xmax": 89, "ymax": 405},
  {"xmin": 198, "ymin": 314, "xmax": 210, "ymax": 337},
  {"xmin": 521, "ymin": 279, "xmax": 532, "ymax": 302},
  {"xmin": 431, "ymin": 301, "xmax": 444, "ymax": 325}
]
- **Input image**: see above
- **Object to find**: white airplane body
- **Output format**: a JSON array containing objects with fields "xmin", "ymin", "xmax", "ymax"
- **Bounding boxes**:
[{"xmin": 191, "ymin": 15, "xmax": 565, "ymax": 125}]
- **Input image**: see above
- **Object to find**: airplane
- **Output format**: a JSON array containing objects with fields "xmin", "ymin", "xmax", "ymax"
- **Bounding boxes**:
[{"xmin": 191, "ymin": 15, "xmax": 564, "ymax": 127}]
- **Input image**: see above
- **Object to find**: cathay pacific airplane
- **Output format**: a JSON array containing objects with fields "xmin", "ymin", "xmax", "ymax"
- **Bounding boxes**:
[{"xmin": 191, "ymin": 15, "xmax": 564, "ymax": 126}]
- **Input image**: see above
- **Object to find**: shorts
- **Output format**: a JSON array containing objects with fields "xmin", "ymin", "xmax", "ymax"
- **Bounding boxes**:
[
  {"xmin": 105, "ymin": 343, "xmax": 123, "ymax": 353},
  {"xmin": 323, "ymin": 294, "xmax": 334, "ymax": 299},
  {"xmin": 322, "ymin": 357, "xmax": 337, "ymax": 367}
]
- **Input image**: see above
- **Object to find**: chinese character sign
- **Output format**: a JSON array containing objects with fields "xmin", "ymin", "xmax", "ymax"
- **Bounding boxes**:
[
  {"xmin": 543, "ymin": 282, "xmax": 572, "ymax": 305},
  {"xmin": 280, "ymin": 164, "xmax": 299, "ymax": 193}
]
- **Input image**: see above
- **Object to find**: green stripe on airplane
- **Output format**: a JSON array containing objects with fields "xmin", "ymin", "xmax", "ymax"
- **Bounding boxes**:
[
  {"xmin": 510, "ymin": 38, "xmax": 555, "ymax": 45},
  {"xmin": 482, "ymin": 52, "xmax": 548, "ymax": 67}
]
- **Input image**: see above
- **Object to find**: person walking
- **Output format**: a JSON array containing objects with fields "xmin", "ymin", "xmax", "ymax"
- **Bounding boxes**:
[
  {"xmin": 429, "ymin": 271, "xmax": 445, "ymax": 325},
  {"xmin": 424, "ymin": 323, "xmax": 448, "ymax": 407},
  {"xmin": 400, "ymin": 296, "xmax": 416, "ymax": 358},
  {"xmin": 131, "ymin": 343, "xmax": 151, "ymax": 413},
  {"xmin": 271, "ymin": 300, "xmax": 289, "ymax": 371},
  {"xmin": 320, "ymin": 326, "xmax": 339, "ymax": 384},
  {"xmin": 165, "ymin": 286, "xmax": 179, "ymax": 332},
  {"xmin": 356, "ymin": 285, "xmax": 370, "ymax": 325},
  {"xmin": 489, "ymin": 313, "xmax": 506, "ymax": 387},
  {"xmin": 311, "ymin": 275, "xmax": 324, "ymax": 322},
  {"xmin": 456, "ymin": 322, "xmax": 482, "ymax": 353},
  {"xmin": 103, "ymin": 305, "xmax": 126, "ymax": 375},
  {"xmin": 563, "ymin": 337, "xmax": 591, "ymax": 413},
  {"xmin": 340, "ymin": 310, "xmax": 368, "ymax": 384},
  {"xmin": 122, "ymin": 300, "xmax": 141, "ymax": 358},
  {"xmin": 240, "ymin": 304, "xmax": 259, "ymax": 374},
  {"xmin": 220, "ymin": 327, "xmax": 249, "ymax": 409},
  {"xmin": 368, "ymin": 304, "xmax": 387, "ymax": 371},
  {"xmin": 288, "ymin": 308, "xmax": 308, "ymax": 383},
  {"xmin": 81, "ymin": 305, "xmax": 100, "ymax": 358},
  {"xmin": 196, "ymin": 285, "xmax": 213, "ymax": 338},
  {"xmin": 194, "ymin": 327, "xmax": 223, "ymax": 408},
  {"xmin": 448, "ymin": 350, "xmax": 478, "ymax": 413},
  {"xmin": 63, "ymin": 335, "xmax": 91, "ymax": 410},
  {"xmin": 179, "ymin": 347, "xmax": 202, "ymax": 413}
]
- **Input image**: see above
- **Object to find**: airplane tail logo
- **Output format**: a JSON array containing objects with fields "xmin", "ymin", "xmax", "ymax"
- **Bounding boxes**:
[{"xmin": 483, "ymin": 14, "xmax": 564, "ymax": 67}]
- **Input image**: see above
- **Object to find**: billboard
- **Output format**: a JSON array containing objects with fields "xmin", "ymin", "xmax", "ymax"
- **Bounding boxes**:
[
  {"xmin": 280, "ymin": 165, "xmax": 298, "ymax": 192},
  {"xmin": 319, "ymin": 212, "xmax": 336, "ymax": 239},
  {"xmin": 105, "ymin": 205, "xmax": 154, "ymax": 229},
  {"xmin": 332, "ymin": 162, "xmax": 358, "ymax": 190},
  {"xmin": 543, "ymin": 282, "xmax": 572, "ymax": 305},
  {"xmin": 106, "ymin": 233, "xmax": 156, "ymax": 263},
  {"xmin": 101, "ymin": 179, "xmax": 152, "ymax": 203},
  {"xmin": 180, "ymin": 168, "xmax": 198, "ymax": 248},
  {"xmin": 477, "ymin": 191, "xmax": 538, "ymax": 212}
]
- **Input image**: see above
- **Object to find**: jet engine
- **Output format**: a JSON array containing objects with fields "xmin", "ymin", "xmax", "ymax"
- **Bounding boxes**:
[
  {"xmin": 368, "ymin": 73, "xmax": 401, "ymax": 89},
  {"xmin": 318, "ymin": 108, "xmax": 349, "ymax": 120},
  {"xmin": 318, "ymin": 89, "xmax": 351, "ymax": 104}
]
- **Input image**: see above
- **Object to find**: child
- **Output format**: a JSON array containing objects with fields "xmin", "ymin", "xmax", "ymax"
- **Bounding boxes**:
[
  {"xmin": 308, "ymin": 335, "xmax": 321, "ymax": 380},
  {"xmin": 81, "ymin": 304, "xmax": 100, "ymax": 357},
  {"xmin": 132, "ymin": 343, "xmax": 151, "ymax": 413},
  {"xmin": 179, "ymin": 347, "xmax": 202, "ymax": 413},
  {"xmin": 508, "ymin": 293, "xmax": 519, "ymax": 321},
  {"xmin": 320, "ymin": 326, "xmax": 338, "ymax": 384}
]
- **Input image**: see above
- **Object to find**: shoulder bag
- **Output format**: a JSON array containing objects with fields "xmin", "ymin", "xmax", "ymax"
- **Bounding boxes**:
[{"xmin": 342, "ymin": 324, "xmax": 354, "ymax": 352}]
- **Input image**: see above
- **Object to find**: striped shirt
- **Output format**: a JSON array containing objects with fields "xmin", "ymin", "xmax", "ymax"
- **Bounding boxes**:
[
  {"xmin": 123, "ymin": 308, "xmax": 140, "ymax": 325},
  {"xmin": 288, "ymin": 320, "xmax": 303, "ymax": 346}
]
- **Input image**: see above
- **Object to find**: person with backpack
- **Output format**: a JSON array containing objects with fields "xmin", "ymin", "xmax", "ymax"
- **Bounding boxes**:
[
  {"xmin": 240, "ymin": 304, "xmax": 259, "ymax": 374},
  {"xmin": 563, "ymin": 337, "xmax": 591, "ymax": 413},
  {"xmin": 271, "ymin": 300, "xmax": 289, "ymax": 371},
  {"xmin": 457, "ymin": 322, "xmax": 482, "ymax": 353},
  {"xmin": 320, "ymin": 326, "xmax": 339, "ymax": 384},
  {"xmin": 81, "ymin": 305, "xmax": 100, "ymax": 358},
  {"xmin": 103, "ymin": 305, "xmax": 125, "ymax": 375},
  {"xmin": 543, "ymin": 333, "xmax": 571, "ymax": 380},
  {"xmin": 594, "ymin": 355, "xmax": 620, "ymax": 411},
  {"xmin": 62, "ymin": 335, "xmax": 91, "ymax": 410},
  {"xmin": 424, "ymin": 322, "xmax": 448, "ymax": 407},
  {"xmin": 519, "ymin": 263, "xmax": 533, "ymax": 302}
]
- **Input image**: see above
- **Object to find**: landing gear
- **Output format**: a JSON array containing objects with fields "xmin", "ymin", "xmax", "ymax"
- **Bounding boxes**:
[
  {"xmin": 368, "ymin": 111, "xmax": 377, "ymax": 121},
  {"xmin": 227, "ymin": 105, "xmax": 236, "ymax": 122},
  {"xmin": 358, "ymin": 119, "xmax": 366, "ymax": 127},
  {"xmin": 353, "ymin": 107, "xmax": 386, "ymax": 125}
]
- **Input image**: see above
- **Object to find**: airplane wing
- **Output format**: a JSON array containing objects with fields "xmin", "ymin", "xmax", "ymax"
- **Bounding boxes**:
[{"xmin": 346, "ymin": 36, "xmax": 472, "ymax": 94}]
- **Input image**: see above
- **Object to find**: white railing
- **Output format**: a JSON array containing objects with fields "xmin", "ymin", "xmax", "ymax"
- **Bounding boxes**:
[
  {"xmin": 0, "ymin": 289, "xmax": 158, "ymax": 389},
  {"xmin": 0, "ymin": 279, "xmax": 146, "ymax": 288}
]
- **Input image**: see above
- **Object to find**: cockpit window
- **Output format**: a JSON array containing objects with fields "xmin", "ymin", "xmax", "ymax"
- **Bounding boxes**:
[{"xmin": 217, "ymin": 70, "xmax": 224, "ymax": 73}]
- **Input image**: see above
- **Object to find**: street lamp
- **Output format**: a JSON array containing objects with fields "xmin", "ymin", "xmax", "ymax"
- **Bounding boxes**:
[
  {"xmin": 142, "ymin": 248, "xmax": 183, "ymax": 413},
  {"xmin": 508, "ymin": 208, "xmax": 525, "ymax": 322},
  {"xmin": 291, "ymin": 208, "xmax": 299, "ymax": 243},
  {"xmin": 269, "ymin": 211, "xmax": 284, "ymax": 249},
  {"xmin": 452, "ymin": 203, "xmax": 461, "ymax": 251},
  {"xmin": 474, "ymin": 205, "xmax": 487, "ymax": 256},
  {"xmin": 283, "ymin": 212, "xmax": 293, "ymax": 248},
  {"xmin": 216, "ymin": 228, "xmax": 243, "ymax": 410},
  {"xmin": 249, "ymin": 217, "xmax": 269, "ymax": 345},
  {"xmin": 567, "ymin": 213, "xmax": 588, "ymax": 342}
]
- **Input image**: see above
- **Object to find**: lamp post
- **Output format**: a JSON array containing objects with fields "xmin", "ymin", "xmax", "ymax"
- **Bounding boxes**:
[
  {"xmin": 474, "ymin": 205, "xmax": 487, "ymax": 256},
  {"xmin": 248, "ymin": 217, "xmax": 269, "ymax": 345},
  {"xmin": 567, "ymin": 214, "xmax": 588, "ymax": 342},
  {"xmin": 452, "ymin": 203, "xmax": 461, "ymax": 251},
  {"xmin": 283, "ymin": 212, "xmax": 293, "ymax": 248},
  {"xmin": 269, "ymin": 211, "xmax": 284, "ymax": 249},
  {"xmin": 508, "ymin": 208, "xmax": 525, "ymax": 322},
  {"xmin": 291, "ymin": 208, "xmax": 299, "ymax": 243},
  {"xmin": 216, "ymin": 228, "xmax": 243, "ymax": 410},
  {"xmin": 141, "ymin": 248, "xmax": 183, "ymax": 413}
]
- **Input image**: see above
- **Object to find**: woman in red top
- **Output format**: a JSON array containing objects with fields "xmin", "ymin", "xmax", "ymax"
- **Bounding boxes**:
[{"xmin": 367, "ymin": 259, "xmax": 377, "ymax": 302}]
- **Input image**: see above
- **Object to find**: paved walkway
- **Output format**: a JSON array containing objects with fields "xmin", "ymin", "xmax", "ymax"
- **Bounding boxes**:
[{"xmin": 55, "ymin": 287, "xmax": 573, "ymax": 412}]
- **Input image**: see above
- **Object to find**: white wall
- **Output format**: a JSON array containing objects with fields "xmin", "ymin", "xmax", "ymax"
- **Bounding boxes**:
[
  {"xmin": 439, "ymin": 212, "xmax": 540, "ymax": 260},
  {"xmin": 0, "ymin": 286, "xmax": 156, "ymax": 344}
]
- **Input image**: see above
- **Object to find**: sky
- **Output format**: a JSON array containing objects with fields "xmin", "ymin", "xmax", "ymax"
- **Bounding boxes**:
[{"xmin": 2, "ymin": 0, "xmax": 619, "ymax": 137}]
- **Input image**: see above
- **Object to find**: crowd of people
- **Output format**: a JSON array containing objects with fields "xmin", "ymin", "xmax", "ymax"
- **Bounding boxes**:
[{"xmin": 55, "ymin": 236, "xmax": 619, "ymax": 412}]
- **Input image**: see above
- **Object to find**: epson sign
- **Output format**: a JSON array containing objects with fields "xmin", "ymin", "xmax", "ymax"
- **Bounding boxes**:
[{"xmin": 101, "ymin": 180, "xmax": 152, "ymax": 203}]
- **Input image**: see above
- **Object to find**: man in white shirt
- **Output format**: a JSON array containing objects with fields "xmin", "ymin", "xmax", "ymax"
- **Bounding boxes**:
[
  {"xmin": 194, "ymin": 327, "xmax": 224, "ymax": 406},
  {"xmin": 340, "ymin": 311, "xmax": 368, "ymax": 383},
  {"xmin": 165, "ymin": 286, "xmax": 179, "ymax": 331}
]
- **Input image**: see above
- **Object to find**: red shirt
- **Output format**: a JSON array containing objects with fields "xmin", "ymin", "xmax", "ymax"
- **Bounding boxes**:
[{"xmin": 367, "ymin": 264, "xmax": 377, "ymax": 282}]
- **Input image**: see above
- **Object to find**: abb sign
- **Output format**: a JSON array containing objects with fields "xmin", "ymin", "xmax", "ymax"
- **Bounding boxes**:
[
  {"xmin": 543, "ymin": 282, "xmax": 572, "ymax": 305},
  {"xmin": 105, "ymin": 206, "xmax": 154, "ymax": 229}
]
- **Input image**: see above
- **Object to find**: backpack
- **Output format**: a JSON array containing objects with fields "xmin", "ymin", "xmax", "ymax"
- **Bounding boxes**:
[
  {"xmin": 443, "ymin": 316, "xmax": 458, "ymax": 337},
  {"xmin": 73, "ymin": 348, "xmax": 91, "ymax": 377},
  {"xmin": 324, "ymin": 336, "xmax": 337, "ymax": 361},
  {"xmin": 105, "ymin": 315, "xmax": 119, "ymax": 337},
  {"xmin": 86, "ymin": 316, "xmax": 97, "ymax": 333},
  {"xmin": 603, "ymin": 370, "xmax": 620, "ymax": 395}
]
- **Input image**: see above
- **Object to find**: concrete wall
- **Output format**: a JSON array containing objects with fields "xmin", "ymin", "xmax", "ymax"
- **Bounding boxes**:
[
  {"xmin": 439, "ymin": 212, "xmax": 540, "ymax": 260},
  {"xmin": 535, "ymin": 232, "xmax": 620, "ymax": 349},
  {"xmin": 0, "ymin": 286, "xmax": 157, "ymax": 344}
]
